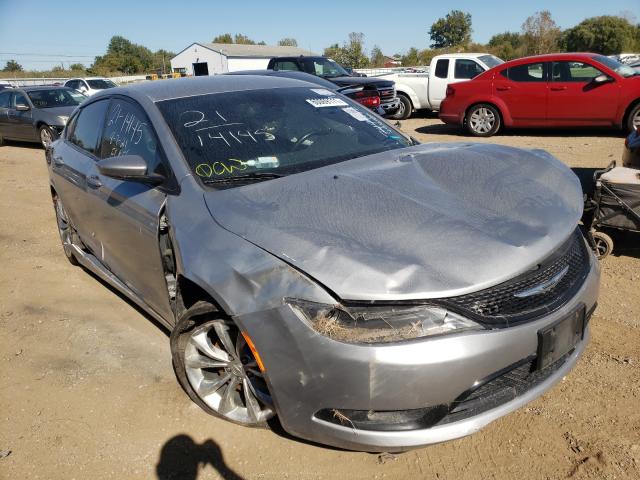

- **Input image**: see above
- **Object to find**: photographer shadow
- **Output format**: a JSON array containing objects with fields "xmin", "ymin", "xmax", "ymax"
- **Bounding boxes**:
[{"xmin": 156, "ymin": 434, "xmax": 244, "ymax": 480}]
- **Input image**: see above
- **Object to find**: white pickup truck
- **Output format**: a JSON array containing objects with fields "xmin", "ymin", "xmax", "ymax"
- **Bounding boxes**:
[{"xmin": 377, "ymin": 53, "xmax": 504, "ymax": 119}]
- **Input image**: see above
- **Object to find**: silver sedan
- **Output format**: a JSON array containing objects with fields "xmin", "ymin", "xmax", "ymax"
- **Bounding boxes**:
[{"xmin": 46, "ymin": 75, "xmax": 600, "ymax": 451}]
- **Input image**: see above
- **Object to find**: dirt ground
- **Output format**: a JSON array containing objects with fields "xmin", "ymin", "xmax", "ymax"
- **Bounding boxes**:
[{"xmin": 1, "ymin": 117, "xmax": 639, "ymax": 480}]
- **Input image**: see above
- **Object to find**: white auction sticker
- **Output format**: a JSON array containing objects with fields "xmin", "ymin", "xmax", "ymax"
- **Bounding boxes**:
[
  {"xmin": 310, "ymin": 88, "xmax": 334, "ymax": 96},
  {"xmin": 342, "ymin": 106, "xmax": 367, "ymax": 121},
  {"xmin": 306, "ymin": 97, "xmax": 349, "ymax": 108}
]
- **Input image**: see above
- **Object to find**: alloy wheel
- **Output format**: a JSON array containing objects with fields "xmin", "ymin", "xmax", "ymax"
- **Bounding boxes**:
[
  {"xmin": 633, "ymin": 110, "xmax": 640, "ymax": 129},
  {"xmin": 184, "ymin": 320, "xmax": 274, "ymax": 424},
  {"xmin": 53, "ymin": 197, "xmax": 78, "ymax": 264},
  {"xmin": 40, "ymin": 127, "xmax": 53, "ymax": 148},
  {"xmin": 469, "ymin": 107, "xmax": 496, "ymax": 134}
]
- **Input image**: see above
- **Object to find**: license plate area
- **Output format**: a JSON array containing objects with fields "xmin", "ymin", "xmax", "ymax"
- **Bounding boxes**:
[{"xmin": 536, "ymin": 305, "xmax": 585, "ymax": 370}]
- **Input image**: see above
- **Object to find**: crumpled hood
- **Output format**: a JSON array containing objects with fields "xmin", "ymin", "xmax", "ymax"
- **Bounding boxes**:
[{"xmin": 204, "ymin": 143, "xmax": 584, "ymax": 301}]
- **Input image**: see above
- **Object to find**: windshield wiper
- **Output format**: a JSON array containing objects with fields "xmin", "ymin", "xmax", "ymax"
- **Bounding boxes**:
[{"xmin": 203, "ymin": 172, "xmax": 285, "ymax": 184}]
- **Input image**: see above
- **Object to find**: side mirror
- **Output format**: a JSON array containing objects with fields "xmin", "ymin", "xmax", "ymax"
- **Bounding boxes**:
[
  {"xmin": 97, "ymin": 154, "xmax": 164, "ymax": 184},
  {"xmin": 593, "ymin": 74, "xmax": 613, "ymax": 84},
  {"xmin": 15, "ymin": 104, "xmax": 30, "ymax": 111}
]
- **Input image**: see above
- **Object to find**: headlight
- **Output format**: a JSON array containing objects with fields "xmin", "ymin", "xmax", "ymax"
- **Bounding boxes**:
[
  {"xmin": 57, "ymin": 115, "xmax": 69, "ymax": 124},
  {"xmin": 287, "ymin": 299, "xmax": 484, "ymax": 344}
]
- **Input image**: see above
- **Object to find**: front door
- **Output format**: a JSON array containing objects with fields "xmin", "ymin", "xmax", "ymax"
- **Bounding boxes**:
[
  {"xmin": 492, "ymin": 61, "xmax": 548, "ymax": 124},
  {"xmin": 547, "ymin": 60, "xmax": 619, "ymax": 125},
  {"xmin": 7, "ymin": 91, "xmax": 36, "ymax": 140},
  {"xmin": 84, "ymin": 97, "xmax": 173, "ymax": 319},
  {"xmin": 0, "ymin": 90, "xmax": 11, "ymax": 138}
]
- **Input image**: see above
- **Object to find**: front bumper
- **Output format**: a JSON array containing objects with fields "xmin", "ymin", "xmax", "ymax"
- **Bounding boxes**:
[{"xmin": 235, "ymin": 252, "xmax": 600, "ymax": 451}]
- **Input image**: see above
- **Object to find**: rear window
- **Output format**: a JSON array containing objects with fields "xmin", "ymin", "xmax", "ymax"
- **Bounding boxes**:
[
  {"xmin": 87, "ymin": 79, "xmax": 117, "ymax": 89},
  {"xmin": 434, "ymin": 59, "xmax": 449, "ymax": 79},
  {"xmin": 27, "ymin": 88, "xmax": 84, "ymax": 108},
  {"xmin": 500, "ymin": 62, "xmax": 546, "ymax": 82},
  {"xmin": 156, "ymin": 87, "xmax": 411, "ymax": 185}
]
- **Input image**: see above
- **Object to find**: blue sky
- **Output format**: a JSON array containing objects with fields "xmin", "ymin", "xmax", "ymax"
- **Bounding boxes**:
[{"xmin": 0, "ymin": 0, "xmax": 637, "ymax": 70}]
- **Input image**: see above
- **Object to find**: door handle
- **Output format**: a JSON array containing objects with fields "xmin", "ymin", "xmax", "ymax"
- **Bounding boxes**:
[
  {"xmin": 496, "ymin": 86, "xmax": 511, "ymax": 91},
  {"xmin": 550, "ymin": 86, "xmax": 568, "ymax": 91},
  {"xmin": 87, "ymin": 175, "xmax": 102, "ymax": 189},
  {"xmin": 53, "ymin": 157, "xmax": 64, "ymax": 167}
]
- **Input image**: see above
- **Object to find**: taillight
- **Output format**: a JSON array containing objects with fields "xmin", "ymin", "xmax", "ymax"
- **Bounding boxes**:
[
  {"xmin": 353, "ymin": 90, "xmax": 381, "ymax": 108},
  {"xmin": 446, "ymin": 85, "xmax": 455, "ymax": 97}
]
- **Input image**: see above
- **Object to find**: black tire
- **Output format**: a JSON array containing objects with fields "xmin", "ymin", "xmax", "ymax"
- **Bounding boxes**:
[
  {"xmin": 170, "ymin": 300, "xmax": 274, "ymax": 428},
  {"xmin": 38, "ymin": 124, "xmax": 55, "ymax": 149},
  {"xmin": 388, "ymin": 94, "xmax": 413, "ymax": 120},
  {"xmin": 626, "ymin": 103, "xmax": 640, "ymax": 133},
  {"xmin": 465, "ymin": 103, "xmax": 501, "ymax": 137},
  {"xmin": 52, "ymin": 195, "xmax": 79, "ymax": 266},
  {"xmin": 0, "ymin": 133, "xmax": 4, "ymax": 146},
  {"xmin": 592, "ymin": 231, "xmax": 614, "ymax": 260}
]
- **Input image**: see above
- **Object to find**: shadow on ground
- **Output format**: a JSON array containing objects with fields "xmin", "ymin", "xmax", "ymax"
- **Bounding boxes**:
[{"xmin": 156, "ymin": 434, "xmax": 244, "ymax": 480}]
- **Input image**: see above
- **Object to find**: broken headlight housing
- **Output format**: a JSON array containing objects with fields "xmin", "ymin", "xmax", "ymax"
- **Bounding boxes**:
[{"xmin": 287, "ymin": 299, "xmax": 484, "ymax": 344}]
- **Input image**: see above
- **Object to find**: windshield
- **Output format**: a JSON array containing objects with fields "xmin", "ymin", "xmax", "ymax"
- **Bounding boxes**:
[
  {"xmin": 478, "ymin": 54, "xmax": 504, "ymax": 69},
  {"xmin": 87, "ymin": 79, "xmax": 117, "ymax": 89},
  {"xmin": 593, "ymin": 55, "xmax": 637, "ymax": 78},
  {"xmin": 302, "ymin": 58, "xmax": 350, "ymax": 78},
  {"xmin": 157, "ymin": 87, "xmax": 411, "ymax": 185},
  {"xmin": 27, "ymin": 88, "xmax": 85, "ymax": 108}
]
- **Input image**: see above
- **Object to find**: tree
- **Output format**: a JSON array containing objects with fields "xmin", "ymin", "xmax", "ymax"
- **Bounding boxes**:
[
  {"xmin": 488, "ymin": 31, "xmax": 524, "ymax": 60},
  {"xmin": 521, "ymin": 11, "xmax": 561, "ymax": 55},
  {"xmin": 92, "ymin": 36, "xmax": 154, "ymax": 74},
  {"xmin": 401, "ymin": 47, "xmax": 420, "ymax": 66},
  {"xmin": 323, "ymin": 33, "xmax": 369, "ymax": 68},
  {"xmin": 2, "ymin": 60, "xmax": 23, "ymax": 72},
  {"xmin": 278, "ymin": 38, "xmax": 298, "ymax": 47},
  {"xmin": 370, "ymin": 45, "xmax": 385, "ymax": 67},
  {"xmin": 69, "ymin": 63, "xmax": 85, "ymax": 71},
  {"xmin": 234, "ymin": 34, "xmax": 256, "ymax": 45},
  {"xmin": 562, "ymin": 16, "xmax": 639, "ymax": 54},
  {"xmin": 212, "ymin": 33, "xmax": 233, "ymax": 44},
  {"xmin": 429, "ymin": 10, "xmax": 472, "ymax": 48}
]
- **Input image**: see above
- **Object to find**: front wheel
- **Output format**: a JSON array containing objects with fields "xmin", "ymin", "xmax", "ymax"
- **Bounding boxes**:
[
  {"xmin": 465, "ymin": 104, "xmax": 501, "ymax": 137},
  {"xmin": 39, "ymin": 125, "xmax": 55, "ymax": 149},
  {"xmin": 53, "ymin": 195, "xmax": 79, "ymax": 266},
  {"xmin": 171, "ymin": 301, "xmax": 275, "ymax": 427},
  {"xmin": 388, "ymin": 94, "xmax": 412, "ymax": 120}
]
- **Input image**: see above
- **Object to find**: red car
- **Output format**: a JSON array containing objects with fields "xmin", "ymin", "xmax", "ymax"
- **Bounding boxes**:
[{"xmin": 439, "ymin": 53, "xmax": 640, "ymax": 136}]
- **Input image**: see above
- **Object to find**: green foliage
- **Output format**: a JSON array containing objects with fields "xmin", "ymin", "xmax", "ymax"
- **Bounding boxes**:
[
  {"xmin": 487, "ymin": 31, "xmax": 525, "ymax": 60},
  {"xmin": 401, "ymin": 47, "xmax": 420, "ymax": 66},
  {"xmin": 562, "ymin": 16, "xmax": 640, "ymax": 54},
  {"xmin": 51, "ymin": 65, "xmax": 65, "ymax": 73},
  {"xmin": 91, "ymin": 36, "xmax": 174, "ymax": 75},
  {"xmin": 212, "ymin": 33, "xmax": 233, "ymax": 43},
  {"xmin": 278, "ymin": 38, "xmax": 298, "ymax": 47},
  {"xmin": 370, "ymin": 45, "xmax": 385, "ymax": 67},
  {"xmin": 69, "ymin": 63, "xmax": 85, "ymax": 71},
  {"xmin": 521, "ymin": 11, "xmax": 561, "ymax": 55},
  {"xmin": 323, "ymin": 33, "xmax": 370, "ymax": 68},
  {"xmin": 234, "ymin": 34, "xmax": 256, "ymax": 45},
  {"xmin": 2, "ymin": 60, "xmax": 23, "ymax": 72},
  {"xmin": 429, "ymin": 10, "xmax": 472, "ymax": 48}
]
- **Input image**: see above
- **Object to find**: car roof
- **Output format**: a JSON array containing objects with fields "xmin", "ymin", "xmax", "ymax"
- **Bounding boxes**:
[
  {"xmin": 224, "ymin": 70, "xmax": 338, "ymax": 89},
  {"xmin": 501, "ymin": 52, "xmax": 599, "ymax": 66},
  {"xmin": 91, "ymin": 74, "xmax": 323, "ymax": 103},
  {"xmin": 66, "ymin": 77, "xmax": 108, "ymax": 81},
  {"xmin": 433, "ymin": 53, "xmax": 495, "ymax": 59},
  {"xmin": 19, "ymin": 86, "xmax": 76, "ymax": 92}
]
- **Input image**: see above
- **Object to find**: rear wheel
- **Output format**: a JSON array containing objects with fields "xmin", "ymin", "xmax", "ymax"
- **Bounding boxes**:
[
  {"xmin": 592, "ymin": 231, "xmax": 613, "ymax": 259},
  {"xmin": 465, "ymin": 104, "xmax": 501, "ymax": 137},
  {"xmin": 626, "ymin": 103, "xmax": 640, "ymax": 132},
  {"xmin": 171, "ymin": 301, "xmax": 274, "ymax": 427},
  {"xmin": 52, "ymin": 195, "xmax": 79, "ymax": 266},
  {"xmin": 388, "ymin": 94, "xmax": 412, "ymax": 120}
]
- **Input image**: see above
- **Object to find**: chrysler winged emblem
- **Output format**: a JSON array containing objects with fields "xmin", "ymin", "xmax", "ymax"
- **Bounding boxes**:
[{"xmin": 513, "ymin": 266, "xmax": 569, "ymax": 298}]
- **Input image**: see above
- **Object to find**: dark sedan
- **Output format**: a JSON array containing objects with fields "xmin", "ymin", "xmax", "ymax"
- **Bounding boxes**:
[{"xmin": 0, "ymin": 86, "xmax": 85, "ymax": 148}]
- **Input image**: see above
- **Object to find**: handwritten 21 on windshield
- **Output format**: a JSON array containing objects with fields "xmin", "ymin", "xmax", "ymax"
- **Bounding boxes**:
[
  {"xmin": 105, "ymin": 103, "xmax": 147, "ymax": 157},
  {"xmin": 180, "ymin": 110, "xmax": 275, "ymax": 148}
]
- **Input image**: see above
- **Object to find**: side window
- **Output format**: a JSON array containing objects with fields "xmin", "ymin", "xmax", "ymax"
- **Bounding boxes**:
[
  {"xmin": 274, "ymin": 61, "xmax": 300, "ymax": 72},
  {"xmin": 13, "ymin": 92, "xmax": 29, "ymax": 108},
  {"xmin": 0, "ymin": 91, "xmax": 10, "ymax": 108},
  {"xmin": 100, "ymin": 98, "xmax": 167, "ymax": 176},
  {"xmin": 435, "ymin": 59, "xmax": 449, "ymax": 79},
  {"xmin": 503, "ymin": 62, "xmax": 546, "ymax": 82},
  {"xmin": 454, "ymin": 59, "xmax": 484, "ymax": 79},
  {"xmin": 552, "ymin": 61, "xmax": 603, "ymax": 82},
  {"xmin": 68, "ymin": 100, "xmax": 109, "ymax": 155},
  {"xmin": 65, "ymin": 111, "xmax": 79, "ymax": 139},
  {"xmin": 67, "ymin": 80, "xmax": 79, "ymax": 90}
]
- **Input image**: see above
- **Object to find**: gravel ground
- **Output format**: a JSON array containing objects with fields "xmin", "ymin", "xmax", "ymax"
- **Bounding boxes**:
[{"xmin": 1, "ymin": 117, "xmax": 639, "ymax": 479}]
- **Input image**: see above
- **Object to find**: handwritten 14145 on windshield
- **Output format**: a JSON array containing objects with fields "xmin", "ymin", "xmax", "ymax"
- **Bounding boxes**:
[{"xmin": 179, "ymin": 110, "xmax": 275, "ymax": 148}]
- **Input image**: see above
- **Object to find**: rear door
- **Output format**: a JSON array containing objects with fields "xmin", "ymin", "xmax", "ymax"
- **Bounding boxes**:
[
  {"xmin": 492, "ymin": 61, "xmax": 548, "ymax": 124},
  {"xmin": 547, "ymin": 60, "xmax": 619, "ymax": 125},
  {"xmin": 84, "ymin": 97, "xmax": 173, "ymax": 319},
  {"xmin": 428, "ymin": 58, "xmax": 450, "ymax": 108},
  {"xmin": 0, "ymin": 91, "xmax": 11, "ymax": 138}
]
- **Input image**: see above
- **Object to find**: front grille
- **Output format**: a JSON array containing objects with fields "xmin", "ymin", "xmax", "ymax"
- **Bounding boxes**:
[
  {"xmin": 441, "ymin": 229, "xmax": 590, "ymax": 327},
  {"xmin": 378, "ymin": 87, "xmax": 396, "ymax": 104}
]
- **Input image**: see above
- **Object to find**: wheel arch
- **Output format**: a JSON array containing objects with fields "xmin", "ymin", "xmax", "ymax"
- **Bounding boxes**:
[
  {"xmin": 395, "ymin": 88, "xmax": 416, "ymax": 110},
  {"xmin": 622, "ymin": 98, "xmax": 640, "ymax": 130}
]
